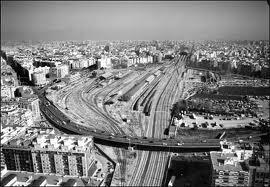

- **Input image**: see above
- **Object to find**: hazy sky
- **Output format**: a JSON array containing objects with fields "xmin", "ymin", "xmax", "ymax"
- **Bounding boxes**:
[{"xmin": 1, "ymin": 1, "xmax": 269, "ymax": 41}]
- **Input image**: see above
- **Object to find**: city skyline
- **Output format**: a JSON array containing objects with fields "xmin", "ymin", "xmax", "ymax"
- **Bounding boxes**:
[{"xmin": 1, "ymin": 1, "xmax": 269, "ymax": 41}]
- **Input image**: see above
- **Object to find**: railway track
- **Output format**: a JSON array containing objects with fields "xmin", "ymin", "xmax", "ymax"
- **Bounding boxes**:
[
  {"xmin": 41, "ymin": 57, "xmax": 221, "ymax": 186},
  {"xmin": 132, "ymin": 56, "xmax": 187, "ymax": 186}
]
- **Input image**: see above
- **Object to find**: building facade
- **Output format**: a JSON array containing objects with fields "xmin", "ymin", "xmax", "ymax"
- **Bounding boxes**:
[
  {"xmin": 210, "ymin": 151, "xmax": 250, "ymax": 187},
  {"xmin": 2, "ymin": 133, "xmax": 95, "ymax": 177},
  {"xmin": 17, "ymin": 97, "xmax": 40, "ymax": 122}
]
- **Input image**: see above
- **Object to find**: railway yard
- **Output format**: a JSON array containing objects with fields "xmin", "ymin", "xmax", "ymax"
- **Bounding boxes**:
[
  {"xmin": 44, "ymin": 55, "xmax": 188, "ymax": 186},
  {"xmin": 42, "ymin": 55, "xmax": 269, "ymax": 186}
]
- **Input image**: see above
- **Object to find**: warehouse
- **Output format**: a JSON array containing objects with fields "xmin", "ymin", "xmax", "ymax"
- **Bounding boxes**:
[
  {"xmin": 99, "ymin": 72, "xmax": 113, "ymax": 80},
  {"xmin": 121, "ymin": 81, "xmax": 147, "ymax": 101}
]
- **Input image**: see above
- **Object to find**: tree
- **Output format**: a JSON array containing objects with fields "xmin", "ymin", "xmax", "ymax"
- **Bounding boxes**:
[
  {"xmin": 92, "ymin": 71, "xmax": 97, "ymax": 77},
  {"xmin": 171, "ymin": 100, "xmax": 187, "ymax": 117},
  {"xmin": 104, "ymin": 45, "xmax": 109, "ymax": 52}
]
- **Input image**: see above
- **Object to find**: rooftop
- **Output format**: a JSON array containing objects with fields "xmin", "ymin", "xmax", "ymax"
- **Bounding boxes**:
[
  {"xmin": 1, "ymin": 171, "xmax": 87, "ymax": 187},
  {"xmin": 60, "ymin": 179, "xmax": 77, "ymax": 187},
  {"xmin": 210, "ymin": 151, "xmax": 249, "ymax": 172},
  {"xmin": 100, "ymin": 72, "xmax": 113, "ymax": 79},
  {"xmin": 1, "ymin": 174, "xmax": 17, "ymax": 186},
  {"xmin": 29, "ymin": 176, "xmax": 46, "ymax": 186}
]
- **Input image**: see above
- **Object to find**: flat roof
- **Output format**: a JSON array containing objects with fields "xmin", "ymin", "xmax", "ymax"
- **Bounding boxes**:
[
  {"xmin": 30, "ymin": 176, "xmax": 46, "ymax": 186},
  {"xmin": 1, "ymin": 174, "xmax": 17, "ymax": 186},
  {"xmin": 100, "ymin": 72, "xmax": 113, "ymax": 79},
  {"xmin": 1, "ymin": 171, "xmax": 86, "ymax": 186},
  {"xmin": 60, "ymin": 179, "xmax": 77, "ymax": 187},
  {"xmin": 210, "ymin": 151, "xmax": 248, "ymax": 172}
]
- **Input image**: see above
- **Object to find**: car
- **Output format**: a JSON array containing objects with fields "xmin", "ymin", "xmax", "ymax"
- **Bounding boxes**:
[
  {"xmin": 149, "ymin": 140, "xmax": 154, "ymax": 143},
  {"xmin": 177, "ymin": 143, "xmax": 184, "ymax": 146},
  {"xmin": 163, "ymin": 143, "xmax": 167, "ymax": 146},
  {"xmin": 201, "ymin": 140, "xmax": 207, "ymax": 143}
]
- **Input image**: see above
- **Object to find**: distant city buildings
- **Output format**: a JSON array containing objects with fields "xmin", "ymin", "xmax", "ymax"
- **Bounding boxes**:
[
  {"xmin": 0, "ymin": 40, "xmax": 269, "ymax": 187},
  {"xmin": 1, "ymin": 40, "xmax": 183, "ymax": 83},
  {"xmin": 189, "ymin": 40, "xmax": 270, "ymax": 79}
]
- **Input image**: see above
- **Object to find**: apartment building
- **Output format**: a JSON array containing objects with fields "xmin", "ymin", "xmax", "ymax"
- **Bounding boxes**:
[
  {"xmin": 50, "ymin": 64, "xmax": 69, "ymax": 78},
  {"xmin": 32, "ymin": 134, "xmax": 94, "ymax": 177},
  {"xmin": 1, "ymin": 131, "xmax": 95, "ymax": 177},
  {"xmin": 2, "ymin": 139, "xmax": 34, "ymax": 172},
  {"xmin": 31, "ymin": 71, "xmax": 47, "ymax": 86},
  {"xmin": 17, "ymin": 96, "xmax": 40, "ymax": 122},
  {"xmin": 210, "ymin": 151, "xmax": 250, "ymax": 186},
  {"xmin": 248, "ymin": 157, "xmax": 269, "ymax": 187}
]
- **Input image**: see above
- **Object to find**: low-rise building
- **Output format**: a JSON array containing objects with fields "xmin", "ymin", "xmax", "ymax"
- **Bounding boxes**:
[
  {"xmin": 1, "ymin": 86, "xmax": 16, "ymax": 99},
  {"xmin": 17, "ymin": 96, "xmax": 40, "ymax": 122},
  {"xmin": 31, "ymin": 67, "xmax": 49, "ymax": 86},
  {"xmin": 50, "ymin": 64, "xmax": 69, "ymax": 78},
  {"xmin": 220, "ymin": 140, "xmax": 253, "ymax": 161},
  {"xmin": 247, "ymin": 157, "xmax": 269, "ymax": 187},
  {"xmin": 1, "ymin": 105, "xmax": 34, "ymax": 128},
  {"xmin": 100, "ymin": 55, "xmax": 112, "ymax": 68},
  {"xmin": 169, "ymin": 126, "xmax": 177, "ymax": 137}
]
